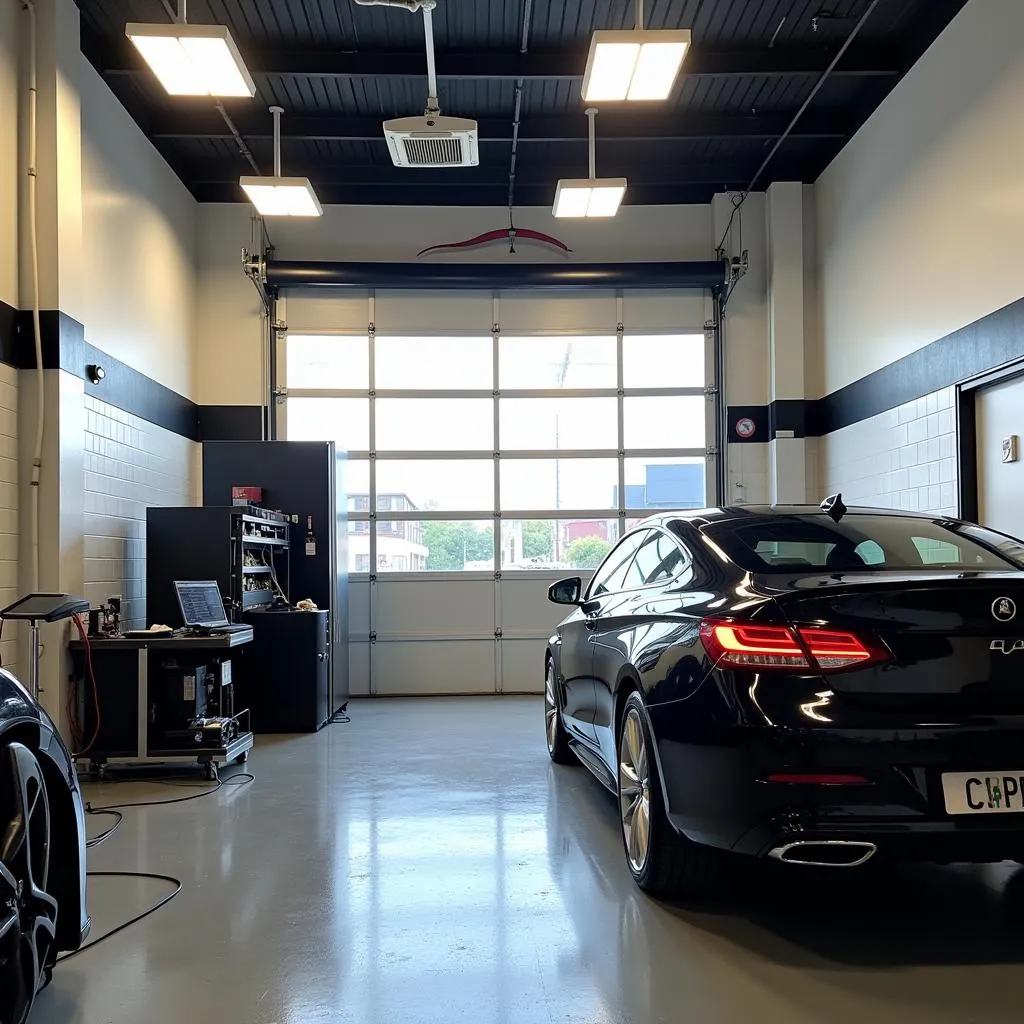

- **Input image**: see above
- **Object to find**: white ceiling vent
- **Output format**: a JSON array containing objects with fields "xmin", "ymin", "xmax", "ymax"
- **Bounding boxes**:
[
  {"xmin": 384, "ymin": 116, "xmax": 480, "ymax": 168},
  {"xmin": 352, "ymin": 0, "xmax": 479, "ymax": 169}
]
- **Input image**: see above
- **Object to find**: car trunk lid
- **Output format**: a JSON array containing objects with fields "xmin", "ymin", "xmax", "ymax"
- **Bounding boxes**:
[{"xmin": 767, "ymin": 571, "xmax": 1024, "ymax": 712}]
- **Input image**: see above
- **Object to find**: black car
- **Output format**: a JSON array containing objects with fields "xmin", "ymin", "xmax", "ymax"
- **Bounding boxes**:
[
  {"xmin": 544, "ymin": 499, "xmax": 1024, "ymax": 898},
  {"xmin": 1, "ymin": 668, "xmax": 89, "ymax": 1023}
]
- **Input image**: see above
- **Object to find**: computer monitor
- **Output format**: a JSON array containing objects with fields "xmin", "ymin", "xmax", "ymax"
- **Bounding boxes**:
[{"xmin": 174, "ymin": 580, "xmax": 230, "ymax": 629}]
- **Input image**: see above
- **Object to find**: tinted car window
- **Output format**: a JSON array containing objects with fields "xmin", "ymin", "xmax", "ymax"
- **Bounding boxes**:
[
  {"xmin": 707, "ymin": 515, "xmax": 1022, "ymax": 573},
  {"xmin": 631, "ymin": 531, "xmax": 686, "ymax": 587},
  {"xmin": 588, "ymin": 531, "xmax": 647, "ymax": 597}
]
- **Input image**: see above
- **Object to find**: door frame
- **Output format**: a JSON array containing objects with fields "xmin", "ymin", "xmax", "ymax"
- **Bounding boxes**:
[{"xmin": 957, "ymin": 358, "xmax": 1024, "ymax": 523}]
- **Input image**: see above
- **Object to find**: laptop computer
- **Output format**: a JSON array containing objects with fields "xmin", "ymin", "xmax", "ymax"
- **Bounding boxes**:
[{"xmin": 174, "ymin": 580, "xmax": 250, "ymax": 634}]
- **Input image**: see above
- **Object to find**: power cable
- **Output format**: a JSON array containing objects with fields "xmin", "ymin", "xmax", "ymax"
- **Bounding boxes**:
[
  {"xmin": 57, "ymin": 769, "xmax": 256, "ymax": 967},
  {"xmin": 714, "ymin": 0, "xmax": 883, "ymax": 255},
  {"xmin": 57, "ymin": 872, "xmax": 184, "ymax": 964},
  {"xmin": 84, "ymin": 771, "xmax": 255, "ymax": 813},
  {"xmin": 85, "ymin": 809, "xmax": 123, "ymax": 849}
]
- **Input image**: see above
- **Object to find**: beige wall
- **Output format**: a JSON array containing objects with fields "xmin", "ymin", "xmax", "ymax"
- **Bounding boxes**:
[
  {"xmin": 78, "ymin": 57, "xmax": 197, "ymax": 399},
  {"xmin": 816, "ymin": 0, "xmax": 1024, "ymax": 396},
  {"xmin": 195, "ymin": 201, "xmax": 718, "ymax": 406}
]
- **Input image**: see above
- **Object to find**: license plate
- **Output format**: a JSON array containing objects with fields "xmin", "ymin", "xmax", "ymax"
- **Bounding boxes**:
[{"xmin": 942, "ymin": 772, "xmax": 1024, "ymax": 814}]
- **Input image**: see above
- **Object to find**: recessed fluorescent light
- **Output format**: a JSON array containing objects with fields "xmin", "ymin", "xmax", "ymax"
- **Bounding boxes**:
[
  {"xmin": 552, "ymin": 178, "xmax": 627, "ymax": 218},
  {"xmin": 239, "ymin": 176, "xmax": 323, "ymax": 217},
  {"xmin": 582, "ymin": 29, "xmax": 691, "ymax": 102},
  {"xmin": 125, "ymin": 22, "xmax": 256, "ymax": 97}
]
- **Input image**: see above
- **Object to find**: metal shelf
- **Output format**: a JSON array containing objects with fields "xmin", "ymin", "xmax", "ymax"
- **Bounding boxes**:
[
  {"xmin": 242, "ymin": 590, "xmax": 275, "ymax": 607},
  {"xmin": 242, "ymin": 565, "xmax": 273, "ymax": 574},
  {"xmin": 241, "ymin": 535, "xmax": 289, "ymax": 547}
]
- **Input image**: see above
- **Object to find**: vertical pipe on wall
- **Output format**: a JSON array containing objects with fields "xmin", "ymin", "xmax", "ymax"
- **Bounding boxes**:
[
  {"xmin": 23, "ymin": 0, "xmax": 44, "ymax": 592},
  {"xmin": 713, "ymin": 292, "xmax": 727, "ymax": 503},
  {"xmin": 268, "ymin": 294, "xmax": 280, "ymax": 440}
]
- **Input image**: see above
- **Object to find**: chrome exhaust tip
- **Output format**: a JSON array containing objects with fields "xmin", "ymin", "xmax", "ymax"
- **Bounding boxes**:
[{"xmin": 769, "ymin": 840, "xmax": 877, "ymax": 867}]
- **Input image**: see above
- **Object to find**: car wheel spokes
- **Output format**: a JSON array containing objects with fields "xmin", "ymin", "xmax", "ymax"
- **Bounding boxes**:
[
  {"xmin": 0, "ymin": 744, "xmax": 58, "ymax": 1024},
  {"xmin": 544, "ymin": 670, "xmax": 558, "ymax": 752},
  {"xmin": 619, "ymin": 710, "xmax": 651, "ymax": 873}
]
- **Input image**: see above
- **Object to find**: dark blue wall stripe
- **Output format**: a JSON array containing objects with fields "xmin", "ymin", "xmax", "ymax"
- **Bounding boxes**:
[{"xmin": 2, "ymin": 302, "xmax": 262, "ymax": 443}]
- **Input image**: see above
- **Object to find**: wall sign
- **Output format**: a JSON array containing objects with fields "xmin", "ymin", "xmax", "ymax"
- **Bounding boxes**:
[
  {"xmin": 735, "ymin": 416, "xmax": 757, "ymax": 440},
  {"xmin": 1002, "ymin": 435, "xmax": 1019, "ymax": 463}
]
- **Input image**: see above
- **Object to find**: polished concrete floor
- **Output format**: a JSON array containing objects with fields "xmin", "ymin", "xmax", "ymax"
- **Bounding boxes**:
[{"xmin": 35, "ymin": 696, "xmax": 1024, "ymax": 1024}]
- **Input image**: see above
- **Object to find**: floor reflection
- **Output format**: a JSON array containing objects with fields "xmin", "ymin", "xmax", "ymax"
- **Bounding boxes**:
[{"xmin": 28, "ymin": 698, "xmax": 1024, "ymax": 1024}]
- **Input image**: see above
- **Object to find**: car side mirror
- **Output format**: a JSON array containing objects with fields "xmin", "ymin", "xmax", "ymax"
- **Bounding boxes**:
[{"xmin": 548, "ymin": 577, "xmax": 583, "ymax": 606}]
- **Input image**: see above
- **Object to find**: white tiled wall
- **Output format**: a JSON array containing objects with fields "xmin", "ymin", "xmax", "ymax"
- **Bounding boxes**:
[
  {"xmin": 727, "ymin": 442, "xmax": 770, "ymax": 504},
  {"xmin": 0, "ymin": 365, "xmax": 16, "ymax": 673},
  {"xmin": 820, "ymin": 386, "xmax": 958, "ymax": 515},
  {"xmin": 83, "ymin": 396, "xmax": 198, "ymax": 629}
]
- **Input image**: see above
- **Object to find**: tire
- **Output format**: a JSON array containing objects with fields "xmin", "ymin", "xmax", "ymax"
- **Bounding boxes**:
[
  {"xmin": 617, "ymin": 692, "xmax": 721, "ymax": 900},
  {"xmin": 544, "ymin": 661, "xmax": 575, "ymax": 765},
  {"xmin": 0, "ymin": 742, "xmax": 60, "ymax": 1024}
]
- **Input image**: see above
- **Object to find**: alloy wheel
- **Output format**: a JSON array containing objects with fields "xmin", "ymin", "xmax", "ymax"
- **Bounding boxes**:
[
  {"xmin": 619, "ymin": 709, "xmax": 651, "ymax": 873},
  {"xmin": 0, "ymin": 743, "xmax": 58, "ymax": 1024},
  {"xmin": 544, "ymin": 666, "xmax": 558, "ymax": 754}
]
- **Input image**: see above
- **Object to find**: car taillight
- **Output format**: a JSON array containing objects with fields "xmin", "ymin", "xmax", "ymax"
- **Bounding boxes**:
[{"xmin": 699, "ymin": 618, "xmax": 889, "ymax": 673}]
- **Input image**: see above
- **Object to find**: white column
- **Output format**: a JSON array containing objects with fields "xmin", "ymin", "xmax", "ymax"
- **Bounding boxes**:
[{"xmin": 766, "ymin": 181, "xmax": 809, "ymax": 504}]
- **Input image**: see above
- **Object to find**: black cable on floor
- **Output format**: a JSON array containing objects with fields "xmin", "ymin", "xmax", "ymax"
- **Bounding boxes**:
[
  {"xmin": 85, "ymin": 809, "xmax": 123, "ymax": 849},
  {"xmin": 328, "ymin": 701, "xmax": 351, "ymax": 725},
  {"xmin": 84, "ymin": 772, "xmax": 255, "ymax": 813},
  {"xmin": 56, "ymin": 872, "xmax": 183, "ymax": 964}
]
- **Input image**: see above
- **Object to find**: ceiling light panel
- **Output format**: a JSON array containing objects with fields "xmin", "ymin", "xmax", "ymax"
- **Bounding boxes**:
[
  {"xmin": 239, "ymin": 177, "xmax": 323, "ymax": 217},
  {"xmin": 552, "ymin": 178, "xmax": 627, "ymax": 218},
  {"xmin": 125, "ymin": 23, "xmax": 256, "ymax": 97},
  {"xmin": 582, "ymin": 29, "xmax": 691, "ymax": 102}
]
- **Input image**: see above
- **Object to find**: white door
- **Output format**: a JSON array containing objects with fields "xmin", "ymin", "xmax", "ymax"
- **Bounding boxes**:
[{"xmin": 976, "ymin": 374, "xmax": 1024, "ymax": 538}]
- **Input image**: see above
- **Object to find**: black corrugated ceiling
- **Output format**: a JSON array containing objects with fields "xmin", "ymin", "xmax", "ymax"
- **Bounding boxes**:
[{"xmin": 78, "ymin": 0, "xmax": 968, "ymax": 207}]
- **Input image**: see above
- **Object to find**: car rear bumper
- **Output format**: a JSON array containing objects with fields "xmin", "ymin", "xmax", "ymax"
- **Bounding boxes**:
[{"xmin": 646, "ymin": 703, "xmax": 1024, "ymax": 862}]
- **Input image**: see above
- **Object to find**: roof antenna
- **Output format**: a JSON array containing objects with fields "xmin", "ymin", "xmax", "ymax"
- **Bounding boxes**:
[{"xmin": 820, "ymin": 493, "xmax": 847, "ymax": 522}]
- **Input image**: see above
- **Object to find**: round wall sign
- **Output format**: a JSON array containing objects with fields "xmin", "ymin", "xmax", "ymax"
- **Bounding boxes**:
[{"xmin": 735, "ymin": 417, "xmax": 756, "ymax": 439}]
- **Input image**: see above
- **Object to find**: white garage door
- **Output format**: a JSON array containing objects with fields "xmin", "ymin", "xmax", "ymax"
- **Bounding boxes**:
[{"xmin": 277, "ymin": 288, "xmax": 716, "ymax": 695}]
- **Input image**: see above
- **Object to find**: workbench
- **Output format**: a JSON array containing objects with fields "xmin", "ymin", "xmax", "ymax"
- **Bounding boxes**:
[{"xmin": 69, "ymin": 630, "xmax": 255, "ymax": 779}]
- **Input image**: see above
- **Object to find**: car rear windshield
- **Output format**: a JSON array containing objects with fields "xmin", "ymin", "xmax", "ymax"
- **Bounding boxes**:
[{"xmin": 704, "ymin": 514, "xmax": 1024, "ymax": 573}]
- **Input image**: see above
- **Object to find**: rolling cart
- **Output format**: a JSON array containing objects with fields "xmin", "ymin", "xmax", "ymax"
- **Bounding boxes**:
[{"xmin": 68, "ymin": 629, "xmax": 255, "ymax": 780}]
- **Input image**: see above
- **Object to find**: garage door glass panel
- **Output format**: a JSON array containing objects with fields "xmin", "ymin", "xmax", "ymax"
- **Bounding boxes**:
[
  {"xmin": 623, "ymin": 457, "xmax": 706, "ymax": 524},
  {"xmin": 498, "ymin": 336, "xmax": 617, "ymax": 390},
  {"xmin": 501, "ymin": 518, "xmax": 617, "ymax": 571},
  {"xmin": 500, "ymin": 398, "xmax": 618, "ymax": 451},
  {"xmin": 375, "ymin": 398, "xmax": 494, "ymax": 451},
  {"xmin": 374, "ymin": 520, "xmax": 494, "ymax": 572},
  {"xmin": 376, "ymin": 459, "xmax": 494, "ymax": 511},
  {"xmin": 500, "ymin": 458, "xmax": 618, "ymax": 510},
  {"xmin": 286, "ymin": 335, "xmax": 369, "ymax": 389},
  {"xmin": 623, "ymin": 396, "xmax": 705, "ymax": 450},
  {"xmin": 623, "ymin": 334, "xmax": 704, "ymax": 388},
  {"xmin": 287, "ymin": 397, "xmax": 370, "ymax": 450},
  {"xmin": 375, "ymin": 336, "xmax": 492, "ymax": 390}
]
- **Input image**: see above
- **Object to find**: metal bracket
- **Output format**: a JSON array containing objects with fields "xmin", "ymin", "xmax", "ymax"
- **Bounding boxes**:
[
  {"xmin": 705, "ymin": 446, "xmax": 719, "ymax": 458},
  {"xmin": 704, "ymin": 385, "xmax": 719, "ymax": 397},
  {"xmin": 369, "ymin": 630, "xmax": 377, "ymax": 643},
  {"xmin": 369, "ymin": 573, "xmax": 377, "ymax": 583},
  {"xmin": 494, "ymin": 628, "xmax": 503, "ymax": 639},
  {"xmin": 272, "ymin": 319, "xmax": 287, "ymax": 333},
  {"xmin": 494, "ymin": 571, "xmax": 502, "ymax": 580},
  {"xmin": 273, "ymin": 387, "xmax": 287, "ymax": 405}
]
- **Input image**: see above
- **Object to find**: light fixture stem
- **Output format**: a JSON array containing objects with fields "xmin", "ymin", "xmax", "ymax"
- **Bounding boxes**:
[
  {"xmin": 179, "ymin": 0, "xmax": 186, "ymax": 23},
  {"xmin": 423, "ymin": 6, "xmax": 440, "ymax": 115},
  {"xmin": 270, "ymin": 105, "xmax": 283, "ymax": 176},
  {"xmin": 586, "ymin": 107, "xmax": 597, "ymax": 178},
  {"xmin": 635, "ymin": 0, "xmax": 643, "ymax": 30}
]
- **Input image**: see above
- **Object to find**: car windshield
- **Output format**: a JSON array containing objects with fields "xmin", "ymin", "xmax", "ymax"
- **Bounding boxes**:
[{"xmin": 702, "ymin": 514, "xmax": 1024, "ymax": 573}]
